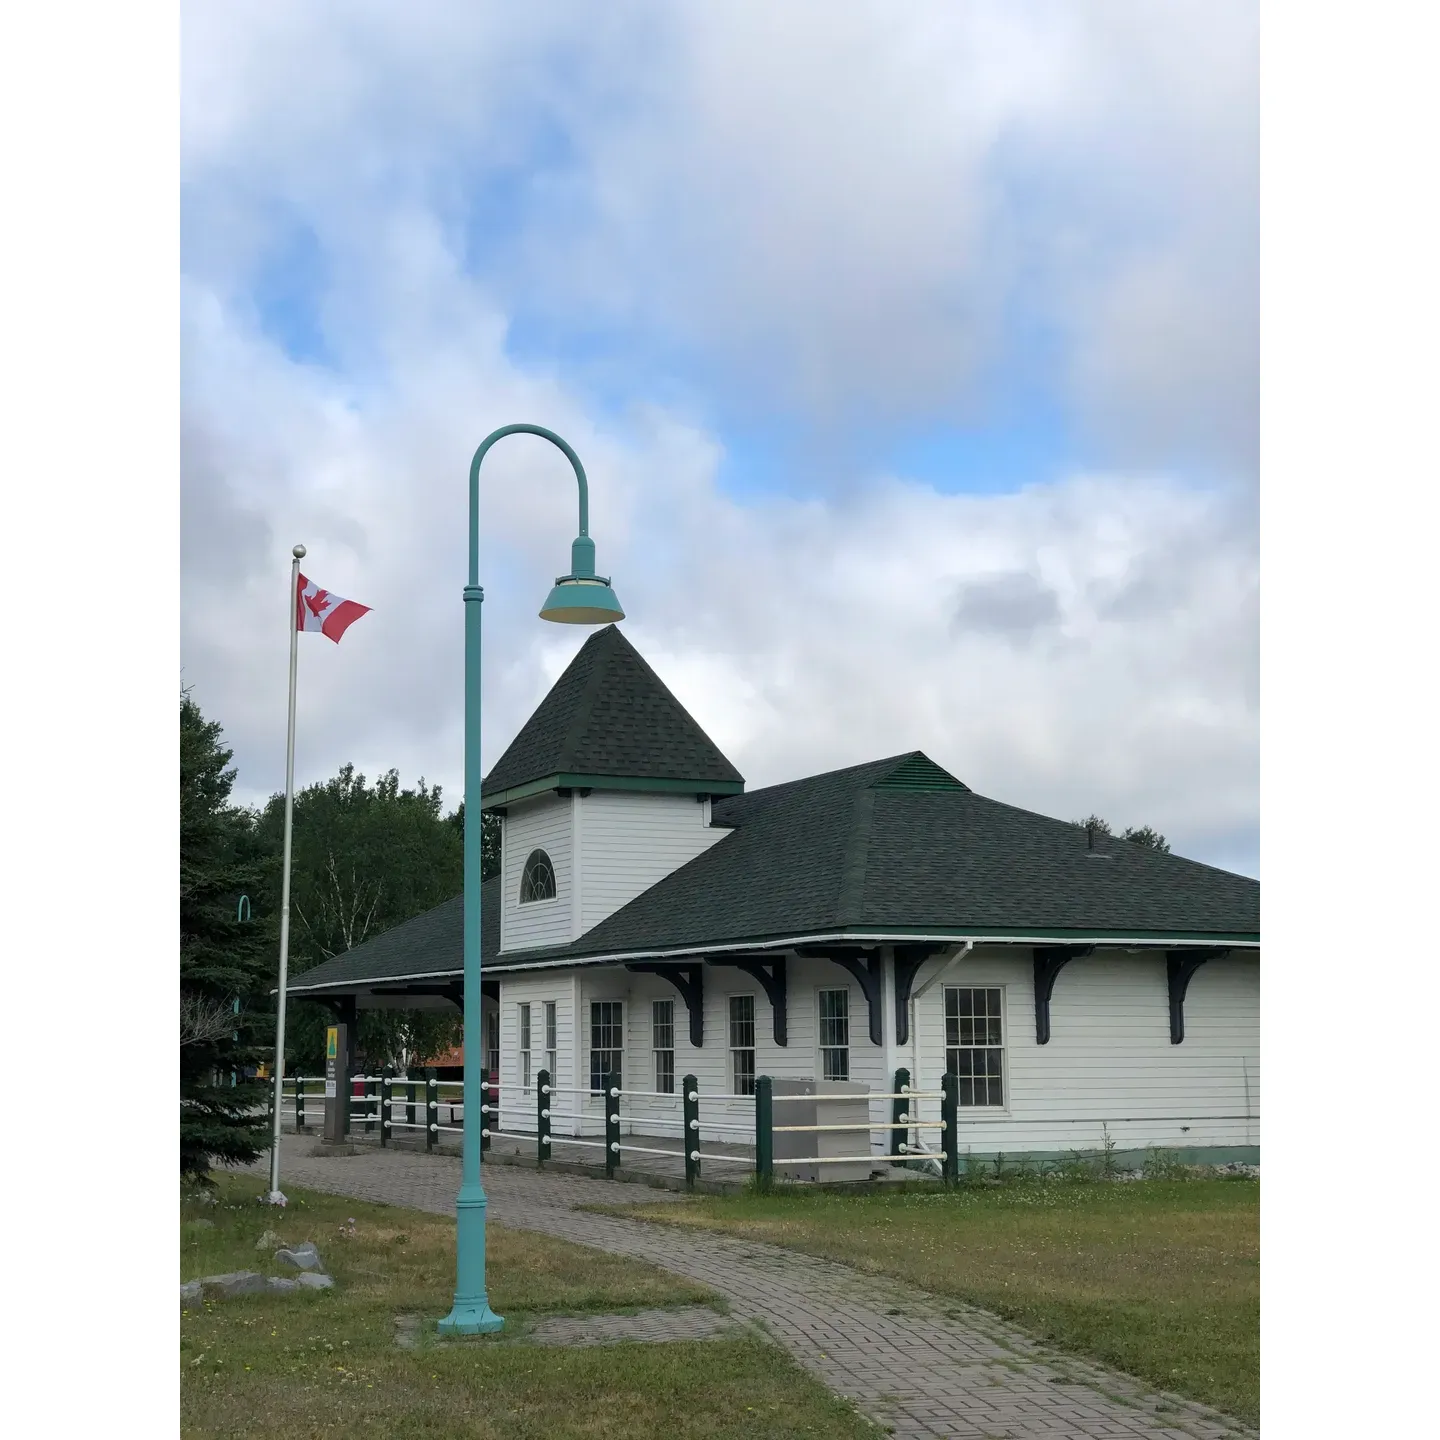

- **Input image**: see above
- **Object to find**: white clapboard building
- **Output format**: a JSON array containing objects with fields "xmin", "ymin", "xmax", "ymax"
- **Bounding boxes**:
[{"xmin": 290, "ymin": 625, "xmax": 1259, "ymax": 1168}]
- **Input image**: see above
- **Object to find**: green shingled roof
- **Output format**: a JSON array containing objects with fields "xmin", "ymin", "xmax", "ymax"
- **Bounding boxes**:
[
  {"xmin": 480, "ymin": 625, "xmax": 744, "ymax": 807},
  {"xmin": 288, "ymin": 750, "xmax": 1258, "ymax": 998}
]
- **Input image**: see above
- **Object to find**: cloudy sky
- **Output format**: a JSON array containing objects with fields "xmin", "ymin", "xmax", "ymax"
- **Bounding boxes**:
[{"xmin": 180, "ymin": 0, "xmax": 1258, "ymax": 875}]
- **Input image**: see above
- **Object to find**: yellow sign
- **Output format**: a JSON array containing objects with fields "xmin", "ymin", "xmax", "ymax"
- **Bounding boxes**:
[{"xmin": 326, "ymin": 1027, "xmax": 338, "ymax": 1060}]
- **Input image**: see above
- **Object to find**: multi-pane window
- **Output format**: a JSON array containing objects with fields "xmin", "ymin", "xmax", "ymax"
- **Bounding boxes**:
[
  {"xmin": 652, "ymin": 999, "xmax": 675, "ymax": 1094},
  {"xmin": 590, "ymin": 1001, "xmax": 623, "ymax": 1094},
  {"xmin": 519, "ymin": 849, "xmax": 556, "ymax": 903},
  {"xmin": 729, "ymin": 994, "xmax": 756, "ymax": 1096},
  {"xmin": 945, "ymin": 987, "xmax": 1005, "ymax": 1107},
  {"xmin": 485, "ymin": 1009, "xmax": 500, "ymax": 1083},
  {"xmin": 544, "ymin": 1001, "xmax": 557, "ymax": 1082},
  {"xmin": 818, "ymin": 988, "xmax": 850, "ymax": 1081},
  {"xmin": 518, "ymin": 1003, "xmax": 532, "ymax": 1093}
]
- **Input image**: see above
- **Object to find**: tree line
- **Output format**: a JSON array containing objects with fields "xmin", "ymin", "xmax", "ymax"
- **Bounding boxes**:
[{"xmin": 179, "ymin": 692, "xmax": 496, "ymax": 1181}]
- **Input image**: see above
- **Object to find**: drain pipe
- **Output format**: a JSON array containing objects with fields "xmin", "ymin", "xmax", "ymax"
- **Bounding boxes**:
[
  {"xmin": 911, "ymin": 940, "xmax": 975, "ymax": 1006},
  {"xmin": 900, "ymin": 941, "xmax": 975, "ymax": 1179}
]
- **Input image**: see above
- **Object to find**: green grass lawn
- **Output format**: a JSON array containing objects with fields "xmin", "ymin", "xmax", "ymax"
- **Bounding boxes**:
[
  {"xmin": 614, "ymin": 1178, "xmax": 1259, "ymax": 1427},
  {"xmin": 181, "ymin": 1173, "xmax": 881, "ymax": 1439}
]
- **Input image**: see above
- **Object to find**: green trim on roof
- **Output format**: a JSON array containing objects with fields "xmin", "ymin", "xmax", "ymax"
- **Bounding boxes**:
[
  {"xmin": 873, "ymin": 752, "xmax": 969, "ymax": 792},
  {"xmin": 481, "ymin": 772, "xmax": 746, "ymax": 812}
]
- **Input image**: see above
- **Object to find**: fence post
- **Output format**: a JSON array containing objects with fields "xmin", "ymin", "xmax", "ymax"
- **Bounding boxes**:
[
  {"xmin": 537, "ymin": 1068, "xmax": 552, "ymax": 1165},
  {"xmin": 480, "ymin": 1069, "xmax": 492, "ymax": 1155},
  {"xmin": 892, "ymin": 1066, "xmax": 911, "ymax": 1159},
  {"xmin": 683, "ymin": 1074, "xmax": 700, "ymax": 1189},
  {"xmin": 426, "ymin": 1068, "xmax": 438, "ymax": 1152},
  {"xmin": 293, "ymin": 1075, "xmax": 304, "ymax": 1134},
  {"xmin": 755, "ymin": 1075, "xmax": 773, "ymax": 1190},
  {"xmin": 941, "ymin": 1072, "xmax": 959, "ymax": 1184},
  {"xmin": 604, "ymin": 1073, "xmax": 621, "ymax": 1177},
  {"xmin": 379, "ymin": 1068, "xmax": 391, "ymax": 1147}
]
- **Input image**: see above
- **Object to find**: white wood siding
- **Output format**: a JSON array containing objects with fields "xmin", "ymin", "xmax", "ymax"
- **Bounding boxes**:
[
  {"xmin": 501, "ymin": 796, "xmax": 572, "ymax": 952},
  {"xmin": 578, "ymin": 792, "xmax": 728, "ymax": 935},
  {"xmin": 496, "ymin": 974, "xmax": 578, "ymax": 1136},
  {"xmin": 909, "ymin": 949, "xmax": 1260, "ymax": 1156},
  {"xmin": 493, "ymin": 949, "xmax": 1259, "ymax": 1156}
]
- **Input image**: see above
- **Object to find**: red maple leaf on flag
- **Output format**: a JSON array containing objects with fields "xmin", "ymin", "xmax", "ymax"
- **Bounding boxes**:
[{"xmin": 304, "ymin": 588, "xmax": 330, "ymax": 619}]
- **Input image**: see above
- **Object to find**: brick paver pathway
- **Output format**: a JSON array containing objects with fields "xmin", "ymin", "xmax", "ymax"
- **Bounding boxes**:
[
  {"xmin": 253, "ymin": 1136, "xmax": 1254, "ymax": 1440},
  {"xmin": 525, "ymin": 1304, "xmax": 739, "ymax": 1347}
]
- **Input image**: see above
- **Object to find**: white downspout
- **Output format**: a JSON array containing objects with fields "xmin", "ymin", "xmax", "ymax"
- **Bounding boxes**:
[{"xmin": 903, "ymin": 941, "xmax": 975, "ymax": 1178}]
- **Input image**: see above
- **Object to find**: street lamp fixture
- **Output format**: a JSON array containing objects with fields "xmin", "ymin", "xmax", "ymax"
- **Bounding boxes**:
[{"xmin": 438, "ymin": 423, "xmax": 623, "ymax": 1338}]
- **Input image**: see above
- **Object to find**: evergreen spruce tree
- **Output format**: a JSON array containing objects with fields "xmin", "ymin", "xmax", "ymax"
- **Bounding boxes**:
[{"xmin": 180, "ymin": 694, "xmax": 275, "ymax": 1182}]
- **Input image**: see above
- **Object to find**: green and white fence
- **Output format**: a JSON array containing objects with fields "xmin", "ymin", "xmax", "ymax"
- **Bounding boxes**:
[{"xmin": 276, "ymin": 1068, "xmax": 1255, "ymax": 1187}]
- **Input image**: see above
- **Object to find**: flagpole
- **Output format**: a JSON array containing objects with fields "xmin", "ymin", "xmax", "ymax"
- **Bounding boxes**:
[{"xmin": 267, "ymin": 542, "xmax": 306, "ymax": 1204}]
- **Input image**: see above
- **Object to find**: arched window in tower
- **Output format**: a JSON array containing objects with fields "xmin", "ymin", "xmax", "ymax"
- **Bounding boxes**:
[{"xmin": 519, "ymin": 849, "xmax": 556, "ymax": 904}]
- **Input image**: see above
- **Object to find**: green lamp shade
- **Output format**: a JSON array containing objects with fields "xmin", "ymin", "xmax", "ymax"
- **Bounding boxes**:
[{"xmin": 540, "ymin": 577, "xmax": 625, "ymax": 625}]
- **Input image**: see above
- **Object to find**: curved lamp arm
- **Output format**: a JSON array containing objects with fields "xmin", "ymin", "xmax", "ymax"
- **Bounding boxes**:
[{"xmin": 468, "ymin": 424, "xmax": 591, "ymax": 587}]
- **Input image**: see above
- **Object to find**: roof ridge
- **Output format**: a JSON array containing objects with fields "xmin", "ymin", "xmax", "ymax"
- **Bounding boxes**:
[
  {"xmin": 556, "ymin": 629, "xmax": 617, "ymax": 770},
  {"xmin": 736, "ymin": 752, "xmax": 919, "ymax": 802},
  {"xmin": 836, "ymin": 785, "xmax": 877, "ymax": 926},
  {"xmin": 872, "ymin": 751, "xmax": 969, "ymax": 792}
]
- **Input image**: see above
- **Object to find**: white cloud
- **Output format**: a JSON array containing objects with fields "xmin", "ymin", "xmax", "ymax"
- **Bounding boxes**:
[
  {"xmin": 182, "ymin": 1, "xmax": 1258, "ymax": 473},
  {"xmin": 180, "ymin": 1, "xmax": 1259, "ymax": 875},
  {"xmin": 182, "ymin": 272, "xmax": 1255, "ymax": 872}
]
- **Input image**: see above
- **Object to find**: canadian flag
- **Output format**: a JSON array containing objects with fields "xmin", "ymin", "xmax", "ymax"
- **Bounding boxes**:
[{"xmin": 295, "ymin": 575, "xmax": 371, "ymax": 643}]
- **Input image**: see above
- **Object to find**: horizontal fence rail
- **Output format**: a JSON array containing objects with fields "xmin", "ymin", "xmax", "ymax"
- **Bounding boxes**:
[{"xmin": 278, "ymin": 1063, "xmax": 1256, "ymax": 1189}]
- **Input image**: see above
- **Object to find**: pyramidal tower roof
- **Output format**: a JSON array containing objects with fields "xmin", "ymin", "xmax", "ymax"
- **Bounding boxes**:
[{"xmin": 481, "ymin": 625, "xmax": 745, "ymax": 808}]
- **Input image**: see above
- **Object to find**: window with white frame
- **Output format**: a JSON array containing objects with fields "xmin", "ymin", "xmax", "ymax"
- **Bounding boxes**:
[
  {"xmin": 728, "ymin": 994, "xmax": 756, "ymax": 1096},
  {"xmin": 652, "ymin": 999, "xmax": 675, "ymax": 1093},
  {"xmin": 485, "ymin": 1009, "xmax": 500, "ymax": 1082},
  {"xmin": 519, "ymin": 849, "xmax": 556, "ymax": 903},
  {"xmin": 544, "ymin": 1001, "xmax": 557, "ymax": 1082},
  {"xmin": 945, "ymin": 987, "xmax": 1005, "ymax": 1106},
  {"xmin": 518, "ymin": 1002, "xmax": 532, "ymax": 1093},
  {"xmin": 590, "ymin": 1000, "xmax": 623, "ymax": 1094},
  {"xmin": 818, "ymin": 987, "xmax": 850, "ymax": 1081}
]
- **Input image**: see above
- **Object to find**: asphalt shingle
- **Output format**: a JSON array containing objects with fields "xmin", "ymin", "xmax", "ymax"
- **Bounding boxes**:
[
  {"xmin": 481, "ymin": 625, "xmax": 744, "ymax": 800},
  {"xmin": 289, "ymin": 752, "xmax": 1258, "ymax": 997}
]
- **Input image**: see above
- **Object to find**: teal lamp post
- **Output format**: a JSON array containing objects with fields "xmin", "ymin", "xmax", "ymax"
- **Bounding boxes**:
[{"xmin": 438, "ymin": 424, "xmax": 623, "ymax": 1337}]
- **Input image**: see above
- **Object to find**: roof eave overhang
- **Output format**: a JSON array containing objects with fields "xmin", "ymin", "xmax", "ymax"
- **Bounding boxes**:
[
  {"xmin": 480, "ymin": 771, "xmax": 745, "ymax": 811},
  {"xmin": 284, "ymin": 927, "xmax": 1259, "ymax": 993}
]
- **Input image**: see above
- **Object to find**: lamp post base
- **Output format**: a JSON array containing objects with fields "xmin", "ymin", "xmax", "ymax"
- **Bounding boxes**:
[{"xmin": 437, "ymin": 1301, "xmax": 505, "ymax": 1336}]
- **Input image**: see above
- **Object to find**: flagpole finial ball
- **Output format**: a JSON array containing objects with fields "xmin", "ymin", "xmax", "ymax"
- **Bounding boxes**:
[{"xmin": 293, "ymin": 544, "xmax": 307, "ymax": 559}]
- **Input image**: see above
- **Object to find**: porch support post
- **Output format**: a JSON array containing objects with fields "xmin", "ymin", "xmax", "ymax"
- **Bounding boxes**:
[
  {"xmin": 704, "ymin": 956, "xmax": 788, "ymax": 1045},
  {"xmin": 1166, "ymin": 948, "xmax": 1228, "ymax": 1044},
  {"xmin": 1032, "ymin": 946, "xmax": 1093, "ymax": 1045},
  {"xmin": 625, "ymin": 962, "xmax": 705, "ymax": 1046}
]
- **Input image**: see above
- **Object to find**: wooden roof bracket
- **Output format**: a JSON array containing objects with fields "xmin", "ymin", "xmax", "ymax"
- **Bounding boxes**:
[
  {"xmin": 1032, "ymin": 945, "xmax": 1094, "ymax": 1045},
  {"xmin": 625, "ymin": 961, "xmax": 705, "ymax": 1047},
  {"xmin": 705, "ymin": 955, "xmax": 788, "ymax": 1045},
  {"xmin": 803, "ymin": 948, "xmax": 885, "ymax": 1046},
  {"xmin": 892, "ymin": 943, "xmax": 949, "ymax": 1045},
  {"xmin": 1166, "ymin": 949, "xmax": 1228, "ymax": 1043}
]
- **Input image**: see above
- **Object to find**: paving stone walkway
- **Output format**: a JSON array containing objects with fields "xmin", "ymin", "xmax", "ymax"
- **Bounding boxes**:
[
  {"xmin": 252, "ymin": 1136, "xmax": 1255, "ymax": 1440},
  {"xmin": 524, "ymin": 1304, "xmax": 740, "ymax": 1347}
]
